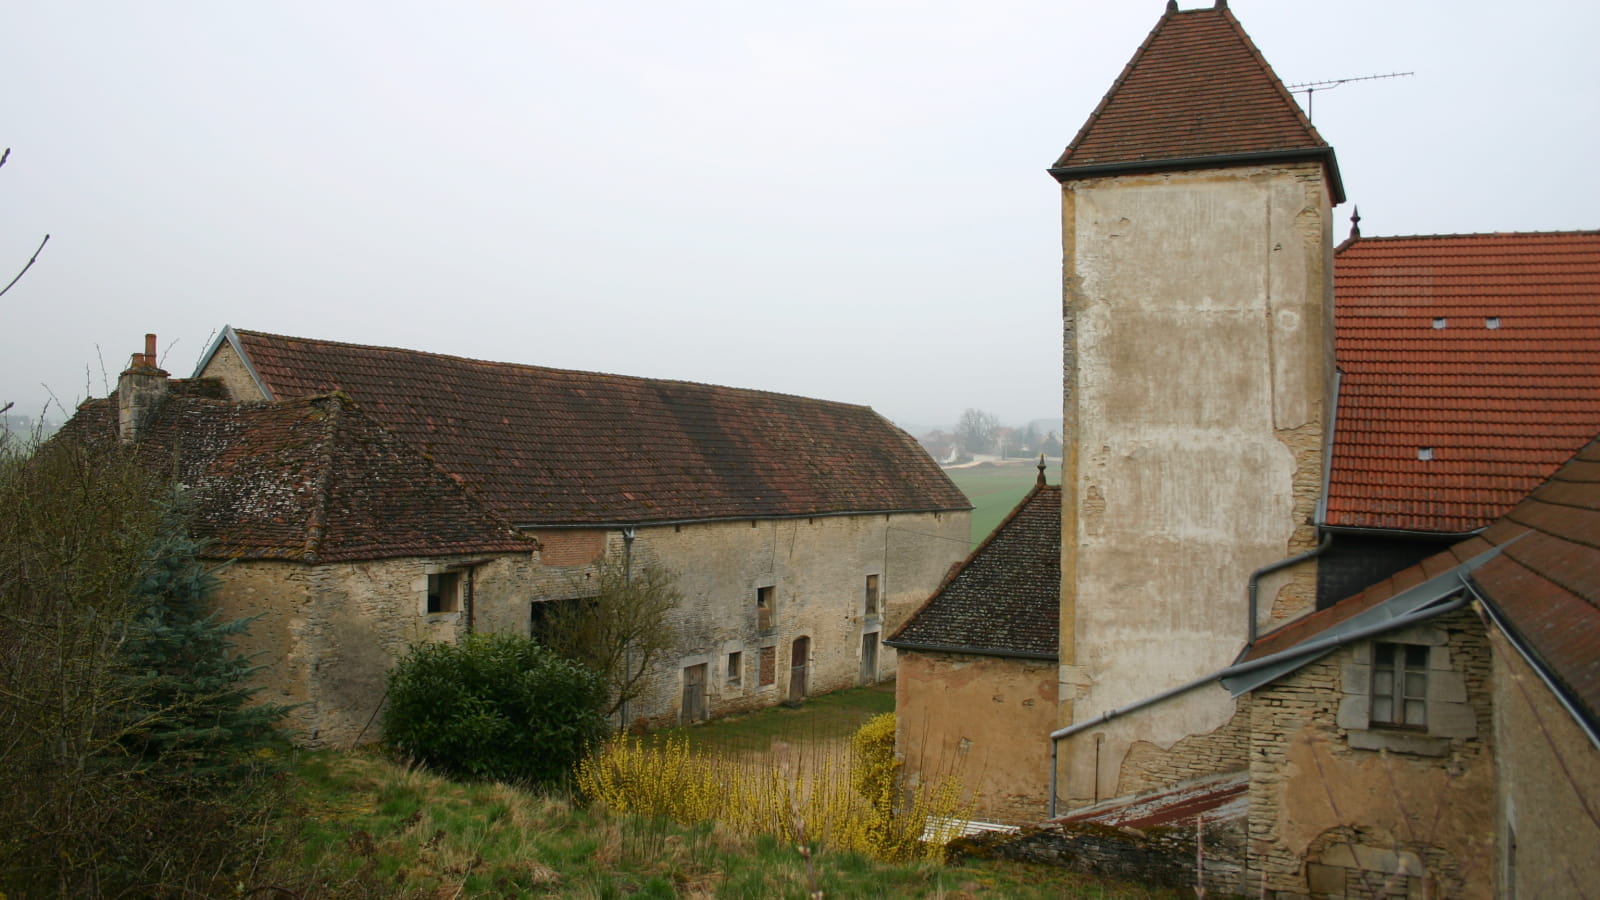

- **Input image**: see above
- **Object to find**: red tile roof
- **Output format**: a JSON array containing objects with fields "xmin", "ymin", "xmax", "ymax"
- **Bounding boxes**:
[
  {"xmin": 1050, "ymin": 3, "xmax": 1338, "ymax": 198},
  {"xmin": 1248, "ymin": 436, "xmax": 1600, "ymax": 733},
  {"xmin": 61, "ymin": 385, "xmax": 532, "ymax": 562},
  {"xmin": 887, "ymin": 477, "xmax": 1059, "ymax": 659},
  {"xmin": 1327, "ymin": 231, "xmax": 1600, "ymax": 534},
  {"xmin": 217, "ymin": 329, "xmax": 969, "ymax": 527}
]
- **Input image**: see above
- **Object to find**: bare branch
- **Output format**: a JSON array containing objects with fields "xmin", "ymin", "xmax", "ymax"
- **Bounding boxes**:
[{"xmin": 0, "ymin": 233, "xmax": 49, "ymax": 300}]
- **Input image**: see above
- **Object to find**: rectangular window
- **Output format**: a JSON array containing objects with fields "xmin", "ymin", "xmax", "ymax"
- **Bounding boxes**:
[
  {"xmin": 757, "ymin": 585, "xmax": 774, "ymax": 630},
  {"xmin": 865, "ymin": 574, "xmax": 880, "ymax": 617},
  {"xmin": 727, "ymin": 651, "xmax": 743, "ymax": 687},
  {"xmin": 1371, "ymin": 642, "xmax": 1428, "ymax": 728},
  {"xmin": 427, "ymin": 572, "xmax": 461, "ymax": 614},
  {"xmin": 758, "ymin": 646, "xmax": 776, "ymax": 686}
]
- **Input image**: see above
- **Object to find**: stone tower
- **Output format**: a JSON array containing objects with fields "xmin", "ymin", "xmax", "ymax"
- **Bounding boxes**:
[{"xmin": 1050, "ymin": 1, "xmax": 1341, "ymax": 809}]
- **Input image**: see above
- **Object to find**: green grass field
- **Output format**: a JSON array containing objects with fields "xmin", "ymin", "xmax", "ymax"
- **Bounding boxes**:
[{"xmin": 944, "ymin": 461, "xmax": 1061, "ymax": 547}]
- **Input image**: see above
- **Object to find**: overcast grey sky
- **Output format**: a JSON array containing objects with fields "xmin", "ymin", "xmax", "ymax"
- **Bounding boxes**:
[{"xmin": 2, "ymin": 1, "xmax": 1595, "ymax": 431}]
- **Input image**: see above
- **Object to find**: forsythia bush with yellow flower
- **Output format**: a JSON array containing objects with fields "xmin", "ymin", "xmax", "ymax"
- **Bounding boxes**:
[{"xmin": 576, "ymin": 713, "xmax": 971, "ymax": 863}]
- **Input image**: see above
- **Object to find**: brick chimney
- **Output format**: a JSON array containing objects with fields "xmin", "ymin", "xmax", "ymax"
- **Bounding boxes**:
[{"xmin": 117, "ymin": 333, "xmax": 169, "ymax": 442}]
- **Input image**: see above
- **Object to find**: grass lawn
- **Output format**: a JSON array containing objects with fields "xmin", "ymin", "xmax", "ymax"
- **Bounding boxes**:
[
  {"xmin": 657, "ymin": 681, "xmax": 896, "ymax": 756},
  {"xmin": 944, "ymin": 460, "xmax": 1061, "ymax": 547}
]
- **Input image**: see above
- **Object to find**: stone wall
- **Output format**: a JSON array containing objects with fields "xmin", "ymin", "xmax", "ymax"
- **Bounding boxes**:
[
  {"xmin": 211, "ymin": 509, "xmax": 969, "ymax": 744},
  {"xmin": 210, "ymin": 552, "xmax": 538, "ymax": 747},
  {"xmin": 1246, "ymin": 608, "xmax": 1495, "ymax": 899},
  {"xmin": 1058, "ymin": 160, "xmax": 1334, "ymax": 810},
  {"xmin": 1490, "ymin": 628, "xmax": 1600, "ymax": 899},
  {"xmin": 895, "ymin": 650, "xmax": 1057, "ymax": 824},
  {"xmin": 954, "ymin": 817, "xmax": 1247, "ymax": 896},
  {"xmin": 1117, "ymin": 701, "xmax": 1251, "ymax": 798},
  {"xmin": 202, "ymin": 339, "xmax": 268, "ymax": 401}
]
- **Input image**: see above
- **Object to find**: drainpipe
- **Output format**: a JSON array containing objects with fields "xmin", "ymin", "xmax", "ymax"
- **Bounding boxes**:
[
  {"xmin": 1247, "ymin": 532, "xmax": 1333, "ymax": 646},
  {"xmin": 1046, "ymin": 591, "xmax": 1468, "ymax": 818},
  {"xmin": 619, "ymin": 526, "xmax": 636, "ymax": 730}
]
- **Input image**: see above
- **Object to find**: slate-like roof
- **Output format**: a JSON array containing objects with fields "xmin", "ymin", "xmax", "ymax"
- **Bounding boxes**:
[
  {"xmin": 886, "ymin": 478, "xmax": 1059, "ymax": 659},
  {"xmin": 208, "ymin": 328, "xmax": 968, "ymax": 527},
  {"xmin": 1327, "ymin": 231, "xmax": 1600, "ymax": 534},
  {"xmin": 1248, "ymin": 435, "xmax": 1600, "ymax": 733},
  {"xmin": 61, "ymin": 385, "xmax": 531, "ymax": 562},
  {"xmin": 1049, "ymin": 3, "xmax": 1340, "ymax": 200}
]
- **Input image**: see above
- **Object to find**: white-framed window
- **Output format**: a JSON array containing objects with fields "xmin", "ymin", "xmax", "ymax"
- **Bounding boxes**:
[
  {"xmin": 1371, "ymin": 641, "xmax": 1428, "ymax": 728},
  {"xmin": 1336, "ymin": 624, "xmax": 1476, "ymax": 756}
]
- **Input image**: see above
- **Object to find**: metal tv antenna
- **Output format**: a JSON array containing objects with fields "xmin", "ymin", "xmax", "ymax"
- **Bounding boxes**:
[{"xmin": 1286, "ymin": 71, "xmax": 1413, "ymax": 121}]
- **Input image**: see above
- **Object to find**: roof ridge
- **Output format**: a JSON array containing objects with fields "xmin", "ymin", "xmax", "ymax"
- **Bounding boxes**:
[
  {"xmin": 1339, "ymin": 229, "xmax": 1600, "ymax": 246},
  {"xmin": 232, "ymin": 327, "xmax": 877, "ymax": 412}
]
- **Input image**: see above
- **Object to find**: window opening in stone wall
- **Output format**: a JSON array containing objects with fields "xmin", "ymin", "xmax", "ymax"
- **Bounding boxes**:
[
  {"xmin": 1371, "ymin": 642, "xmax": 1428, "ymax": 728},
  {"xmin": 757, "ymin": 585, "xmax": 774, "ymax": 630},
  {"xmin": 865, "ymin": 574, "xmax": 880, "ymax": 617},
  {"xmin": 727, "ymin": 651, "xmax": 742, "ymax": 687},
  {"xmin": 758, "ymin": 646, "xmax": 776, "ymax": 686},
  {"xmin": 428, "ymin": 572, "xmax": 461, "ymax": 614}
]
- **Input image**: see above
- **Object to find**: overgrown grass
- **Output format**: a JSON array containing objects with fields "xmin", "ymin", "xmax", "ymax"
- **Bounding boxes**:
[
  {"xmin": 944, "ymin": 461, "xmax": 1061, "ymax": 546},
  {"xmin": 268, "ymin": 748, "xmax": 1184, "ymax": 899}
]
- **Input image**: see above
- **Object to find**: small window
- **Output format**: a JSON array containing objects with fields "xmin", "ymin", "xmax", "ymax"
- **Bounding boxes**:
[
  {"xmin": 1432, "ymin": 317, "xmax": 1447, "ymax": 329},
  {"xmin": 865, "ymin": 575, "xmax": 880, "ymax": 617},
  {"xmin": 428, "ymin": 572, "xmax": 461, "ymax": 614},
  {"xmin": 727, "ymin": 651, "xmax": 743, "ymax": 687},
  {"xmin": 1485, "ymin": 317, "xmax": 1501, "ymax": 330},
  {"xmin": 1372, "ymin": 642, "xmax": 1428, "ymax": 728},
  {"xmin": 757, "ymin": 585, "xmax": 774, "ymax": 630},
  {"xmin": 1417, "ymin": 447, "xmax": 1434, "ymax": 461},
  {"xmin": 758, "ymin": 646, "xmax": 776, "ymax": 686}
]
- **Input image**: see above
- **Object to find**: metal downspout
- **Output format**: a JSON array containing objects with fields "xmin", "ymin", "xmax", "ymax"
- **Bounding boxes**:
[
  {"xmin": 1247, "ymin": 532, "xmax": 1333, "ymax": 646},
  {"xmin": 1046, "ymin": 592, "xmax": 1469, "ymax": 819},
  {"xmin": 619, "ymin": 526, "xmax": 636, "ymax": 730}
]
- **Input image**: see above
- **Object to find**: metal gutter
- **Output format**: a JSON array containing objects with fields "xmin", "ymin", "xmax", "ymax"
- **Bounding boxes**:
[
  {"xmin": 1317, "ymin": 523, "xmax": 1483, "ymax": 541},
  {"xmin": 1471, "ymin": 586, "xmax": 1600, "ymax": 752},
  {"xmin": 515, "ymin": 505, "xmax": 972, "ymax": 532},
  {"xmin": 879, "ymin": 639, "xmax": 1057, "ymax": 662},
  {"xmin": 1048, "ymin": 146, "xmax": 1346, "ymax": 204},
  {"xmin": 1246, "ymin": 532, "xmax": 1333, "ymax": 646},
  {"xmin": 1043, "ymin": 552, "xmax": 1499, "ymax": 819}
]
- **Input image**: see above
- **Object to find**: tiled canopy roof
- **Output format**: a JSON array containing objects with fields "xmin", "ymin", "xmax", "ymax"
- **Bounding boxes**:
[
  {"xmin": 1327, "ymin": 231, "xmax": 1600, "ymax": 534},
  {"xmin": 1248, "ymin": 435, "xmax": 1600, "ymax": 734},
  {"xmin": 213, "ymin": 328, "xmax": 969, "ymax": 527},
  {"xmin": 62, "ymin": 386, "xmax": 531, "ymax": 562},
  {"xmin": 887, "ymin": 478, "xmax": 1059, "ymax": 659},
  {"xmin": 1050, "ymin": 3, "xmax": 1339, "ymax": 199}
]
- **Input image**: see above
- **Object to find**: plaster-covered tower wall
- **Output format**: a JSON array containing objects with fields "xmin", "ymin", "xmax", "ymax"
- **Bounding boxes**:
[{"xmin": 1050, "ymin": 2, "xmax": 1341, "ymax": 810}]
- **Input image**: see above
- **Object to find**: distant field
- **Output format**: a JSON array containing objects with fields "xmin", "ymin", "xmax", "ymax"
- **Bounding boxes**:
[{"xmin": 944, "ymin": 460, "xmax": 1061, "ymax": 547}]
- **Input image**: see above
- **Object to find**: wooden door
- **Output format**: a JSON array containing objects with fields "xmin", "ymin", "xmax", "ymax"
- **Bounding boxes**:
[
  {"xmin": 788, "ymin": 637, "xmax": 809, "ymax": 702},
  {"xmin": 682, "ymin": 663, "xmax": 707, "ymax": 722}
]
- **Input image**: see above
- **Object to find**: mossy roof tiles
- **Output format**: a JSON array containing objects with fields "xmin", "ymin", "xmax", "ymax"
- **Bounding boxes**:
[
  {"xmin": 887, "ymin": 479, "xmax": 1059, "ymax": 659},
  {"xmin": 219, "ymin": 328, "xmax": 969, "ymax": 527},
  {"xmin": 62, "ymin": 385, "xmax": 531, "ymax": 562}
]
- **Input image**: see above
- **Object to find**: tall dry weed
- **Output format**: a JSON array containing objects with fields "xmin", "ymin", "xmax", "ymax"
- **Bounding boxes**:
[{"xmin": 576, "ymin": 714, "xmax": 973, "ymax": 863}]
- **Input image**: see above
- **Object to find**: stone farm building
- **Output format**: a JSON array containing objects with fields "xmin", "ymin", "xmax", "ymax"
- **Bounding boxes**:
[
  {"xmin": 66, "ymin": 329, "xmax": 971, "ymax": 746},
  {"xmin": 892, "ymin": 2, "xmax": 1600, "ymax": 897}
]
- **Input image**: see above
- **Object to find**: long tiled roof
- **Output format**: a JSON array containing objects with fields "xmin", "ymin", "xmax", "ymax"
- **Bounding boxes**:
[
  {"xmin": 1327, "ymin": 231, "xmax": 1600, "ymax": 534},
  {"xmin": 61, "ymin": 385, "xmax": 532, "ymax": 562},
  {"xmin": 213, "ymin": 328, "xmax": 969, "ymax": 527},
  {"xmin": 886, "ymin": 478, "xmax": 1059, "ymax": 659},
  {"xmin": 1249, "ymin": 435, "xmax": 1600, "ymax": 734},
  {"xmin": 1050, "ymin": 3, "xmax": 1336, "ymax": 196}
]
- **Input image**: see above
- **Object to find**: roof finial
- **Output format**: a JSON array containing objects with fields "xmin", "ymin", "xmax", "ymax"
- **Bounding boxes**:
[
  {"xmin": 1166, "ymin": 0, "xmax": 1178, "ymax": 12},
  {"xmin": 1037, "ymin": 454, "xmax": 1047, "ymax": 487},
  {"xmin": 1214, "ymin": 0, "xmax": 1228, "ymax": 7},
  {"xmin": 1349, "ymin": 206, "xmax": 1362, "ymax": 241}
]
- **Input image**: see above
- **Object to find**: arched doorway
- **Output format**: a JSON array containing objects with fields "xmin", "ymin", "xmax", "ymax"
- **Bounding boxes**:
[{"xmin": 788, "ymin": 636, "xmax": 810, "ymax": 703}]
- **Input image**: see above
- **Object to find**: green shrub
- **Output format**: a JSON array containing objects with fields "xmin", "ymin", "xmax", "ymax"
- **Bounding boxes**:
[{"xmin": 382, "ymin": 633, "xmax": 607, "ymax": 784}]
